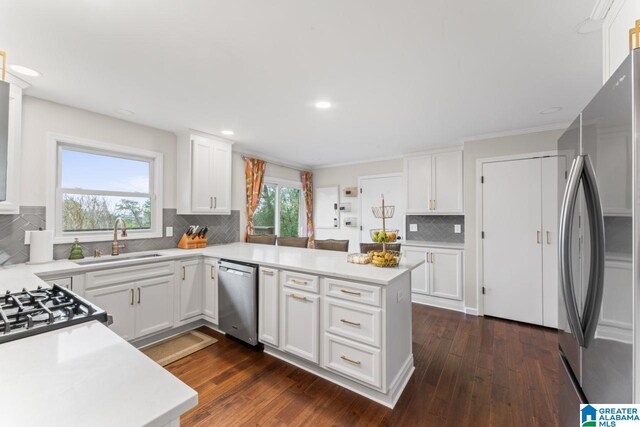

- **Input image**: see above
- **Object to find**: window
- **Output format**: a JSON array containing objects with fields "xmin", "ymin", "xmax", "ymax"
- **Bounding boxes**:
[
  {"xmin": 48, "ymin": 135, "xmax": 163, "ymax": 243},
  {"xmin": 253, "ymin": 178, "xmax": 305, "ymax": 238}
]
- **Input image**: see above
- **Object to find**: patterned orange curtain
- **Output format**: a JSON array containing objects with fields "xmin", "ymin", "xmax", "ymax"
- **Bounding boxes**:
[
  {"xmin": 301, "ymin": 171, "xmax": 314, "ymax": 248},
  {"xmin": 245, "ymin": 158, "xmax": 266, "ymax": 241}
]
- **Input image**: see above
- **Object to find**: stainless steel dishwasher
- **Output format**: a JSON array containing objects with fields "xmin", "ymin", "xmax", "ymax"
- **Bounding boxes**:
[{"xmin": 217, "ymin": 259, "xmax": 260, "ymax": 347}]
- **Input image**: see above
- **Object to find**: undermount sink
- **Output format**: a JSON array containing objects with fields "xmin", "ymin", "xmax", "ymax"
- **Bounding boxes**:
[{"xmin": 74, "ymin": 253, "xmax": 163, "ymax": 265}]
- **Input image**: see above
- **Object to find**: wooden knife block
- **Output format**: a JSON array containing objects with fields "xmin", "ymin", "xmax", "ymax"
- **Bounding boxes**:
[{"xmin": 177, "ymin": 233, "xmax": 208, "ymax": 249}]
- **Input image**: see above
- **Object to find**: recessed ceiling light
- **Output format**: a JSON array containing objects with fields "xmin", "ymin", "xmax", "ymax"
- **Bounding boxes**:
[
  {"xmin": 221, "ymin": 130, "xmax": 234, "ymax": 136},
  {"xmin": 115, "ymin": 108, "xmax": 134, "ymax": 115},
  {"xmin": 314, "ymin": 101, "xmax": 332, "ymax": 109},
  {"xmin": 539, "ymin": 107, "xmax": 562, "ymax": 115},
  {"xmin": 9, "ymin": 64, "xmax": 41, "ymax": 77}
]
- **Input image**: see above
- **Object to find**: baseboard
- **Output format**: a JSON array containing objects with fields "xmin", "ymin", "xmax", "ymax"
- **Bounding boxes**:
[
  {"xmin": 263, "ymin": 346, "xmax": 413, "ymax": 409},
  {"xmin": 464, "ymin": 307, "xmax": 479, "ymax": 316},
  {"xmin": 411, "ymin": 293, "xmax": 465, "ymax": 313}
]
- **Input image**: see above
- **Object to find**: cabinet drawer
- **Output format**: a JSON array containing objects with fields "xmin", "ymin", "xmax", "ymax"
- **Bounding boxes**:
[
  {"xmin": 323, "ymin": 333, "xmax": 381, "ymax": 389},
  {"xmin": 324, "ymin": 298, "xmax": 382, "ymax": 347},
  {"xmin": 324, "ymin": 278, "xmax": 381, "ymax": 307},
  {"xmin": 281, "ymin": 270, "xmax": 319, "ymax": 293},
  {"xmin": 85, "ymin": 261, "xmax": 175, "ymax": 290}
]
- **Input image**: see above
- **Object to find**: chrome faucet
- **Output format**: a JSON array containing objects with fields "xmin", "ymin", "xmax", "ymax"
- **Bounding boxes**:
[{"xmin": 112, "ymin": 217, "xmax": 128, "ymax": 256}]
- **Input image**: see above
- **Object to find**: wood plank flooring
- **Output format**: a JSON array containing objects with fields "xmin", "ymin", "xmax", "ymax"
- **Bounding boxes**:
[{"xmin": 166, "ymin": 304, "xmax": 559, "ymax": 426}]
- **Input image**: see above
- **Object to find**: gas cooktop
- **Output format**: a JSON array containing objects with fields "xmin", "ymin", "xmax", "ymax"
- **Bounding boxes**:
[{"xmin": 0, "ymin": 284, "xmax": 109, "ymax": 344}]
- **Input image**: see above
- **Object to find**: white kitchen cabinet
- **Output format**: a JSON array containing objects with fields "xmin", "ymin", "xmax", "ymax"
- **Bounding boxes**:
[
  {"xmin": 404, "ymin": 149, "xmax": 463, "ymax": 215},
  {"xmin": 0, "ymin": 81, "xmax": 27, "ymax": 214},
  {"xmin": 179, "ymin": 259, "xmax": 203, "ymax": 321},
  {"xmin": 177, "ymin": 132, "xmax": 233, "ymax": 215},
  {"xmin": 403, "ymin": 246, "xmax": 428, "ymax": 295},
  {"xmin": 603, "ymin": 0, "xmax": 640, "ymax": 83},
  {"xmin": 405, "ymin": 156, "xmax": 431, "ymax": 213},
  {"xmin": 404, "ymin": 245, "xmax": 463, "ymax": 301},
  {"xmin": 86, "ymin": 283, "xmax": 136, "ymax": 341},
  {"xmin": 203, "ymin": 258, "xmax": 218, "ymax": 323},
  {"xmin": 281, "ymin": 289, "xmax": 320, "ymax": 363},
  {"xmin": 134, "ymin": 275, "xmax": 174, "ymax": 337},
  {"xmin": 258, "ymin": 267, "xmax": 279, "ymax": 346},
  {"xmin": 429, "ymin": 248, "xmax": 463, "ymax": 300}
]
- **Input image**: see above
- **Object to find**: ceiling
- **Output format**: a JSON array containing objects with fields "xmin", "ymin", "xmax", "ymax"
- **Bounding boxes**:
[{"xmin": 0, "ymin": 0, "xmax": 601, "ymax": 167}]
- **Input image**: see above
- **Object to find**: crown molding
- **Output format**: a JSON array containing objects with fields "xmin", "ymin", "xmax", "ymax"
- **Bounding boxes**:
[{"xmin": 459, "ymin": 122, "xmax": 571, "ymax": 143}]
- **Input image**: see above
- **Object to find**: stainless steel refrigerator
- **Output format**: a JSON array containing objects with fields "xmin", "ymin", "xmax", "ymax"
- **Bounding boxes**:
[{"xmin": 557, "ymin": 50, "xmax": 636, "ymax": 425}]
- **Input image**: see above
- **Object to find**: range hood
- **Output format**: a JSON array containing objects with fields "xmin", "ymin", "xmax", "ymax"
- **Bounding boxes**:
[{"xmin": 0, "ymin": 51, "xmax": 8, "ymax": 202}]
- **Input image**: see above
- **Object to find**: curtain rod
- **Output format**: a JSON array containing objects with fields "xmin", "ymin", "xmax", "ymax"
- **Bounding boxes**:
[{"xmin": 240, "ymin": 153, "xmax": 309, "ymax": 173}]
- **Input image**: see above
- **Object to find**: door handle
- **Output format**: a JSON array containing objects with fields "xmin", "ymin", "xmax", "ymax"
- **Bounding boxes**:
[
  {"xmin": 137, "ymin": 287, "xmax": 141, "ymax": 304},
  {"xmin": 559, "ymin": 156, "xmax": 585, "ymax": 347},
  {"xmin": 559, "ymin": 154, "xmax": 605, "ymax": 348},
  {"xmin": 580, "ymin": 154, "xmax": 605, "ymax": 348}
]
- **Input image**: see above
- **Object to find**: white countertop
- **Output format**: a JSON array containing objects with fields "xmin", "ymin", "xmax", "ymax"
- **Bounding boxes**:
[
  {"xmin": 0, "ymin": 321, "xmax": 197, "ymax": 427},
  {"xmin": 0, "ymin": 242, "xmax": 424, "ymax": 291},
  {"xmin": 404, "ymin": 240, "xmax": 465, "ymax": 250}
]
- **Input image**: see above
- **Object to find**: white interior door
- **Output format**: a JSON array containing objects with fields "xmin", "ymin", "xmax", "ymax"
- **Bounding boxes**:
[
  {"xmin": 541, "ymin": 156, "xmax": 566, "ymax": 328},
  {"xmin": 359, "ymin": 174, "xmax": 404, "ymax": 244},
  {"xmin": 482, "ymin": 158, "xmax": 543, "ymax": 325}
]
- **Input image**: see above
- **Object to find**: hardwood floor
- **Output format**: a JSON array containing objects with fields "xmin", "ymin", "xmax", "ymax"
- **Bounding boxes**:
[{"xmin": 167, "ymin": 304, "xmax": 559, "ymax": 426}]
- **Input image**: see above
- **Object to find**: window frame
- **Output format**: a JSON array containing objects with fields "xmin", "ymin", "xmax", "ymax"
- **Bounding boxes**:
[
  {"xmin": 46, "ymin": 133, "xmax": 164, "ymax": 244},
  {"xmin": 255, "ymin": 177, "xmax": 306, "ymax": 238}
]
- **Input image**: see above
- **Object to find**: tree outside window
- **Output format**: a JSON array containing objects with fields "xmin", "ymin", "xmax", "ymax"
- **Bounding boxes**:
[{"xmin": 252, "ymin": 181, "xmax": 304, "ymax": 237}]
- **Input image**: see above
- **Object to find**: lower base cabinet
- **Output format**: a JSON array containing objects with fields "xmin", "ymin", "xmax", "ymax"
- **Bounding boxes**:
[
  {"xmin": 281, "ymin": 288, "xmax": 320, "ymax": 364},
  {"xmin": 179, "ymin": 259, "xmax": 203, "ymax": 321},
  {"xmin": 202, "ymin": 258, "xmax": 219, "ymax": 323},
  {"xmin": 85, "ymin": 275, "xmax": 173, "ymax": 341},
  {"xmin": 258, "ymin": 267, "xmax": 279, "ymax": 346},
  {"xmin": 323, "ymin": 333, "xmax": 382, "ymax": 388},
  {"xmin": 404, "ymin": 245, "xmax": 463, "ymax": 301}
]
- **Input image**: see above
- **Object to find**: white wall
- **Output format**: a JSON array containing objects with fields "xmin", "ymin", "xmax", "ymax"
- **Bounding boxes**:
[
  {"xmin": 462, "ymin": 128, "xmax": 564, "ymax": 312},
  {"xmin": 312, "ymin": 158, "xmax": 403, "ymax": 252},
  {"xmin": 20, "ymin": 96, "xmax": 177, "ymax": 207}
]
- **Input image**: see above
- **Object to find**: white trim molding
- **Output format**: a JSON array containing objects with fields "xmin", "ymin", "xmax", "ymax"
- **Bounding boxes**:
[{"xmin": 46, "ymin": 133, "xmax": 164, "ymax": 244}]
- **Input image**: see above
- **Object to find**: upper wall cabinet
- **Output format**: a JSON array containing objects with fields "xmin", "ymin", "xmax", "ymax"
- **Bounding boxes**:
[
  {"xmin": 0, "ymin": 77, "xmax": 28, "ymax": 215},
  {"xmin": 177, "ymin": 132, "xmax": 233, "ymax": 215},
  {"xmin": 603, "ymin": 0, "xmax": 640, "ymax": 82},
  {"xmin": 404, "ymin": 149, "xmax": 463, "ymax": 215}
]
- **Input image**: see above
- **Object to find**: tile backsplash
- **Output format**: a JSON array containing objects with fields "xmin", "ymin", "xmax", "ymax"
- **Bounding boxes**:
[
  {"xmin": 0, "ymin": 207, "xmax": 240, "ymax": 265},
  {"xmin": 405, "ymin": 215, "xmax": 464, "ymax": 243}
]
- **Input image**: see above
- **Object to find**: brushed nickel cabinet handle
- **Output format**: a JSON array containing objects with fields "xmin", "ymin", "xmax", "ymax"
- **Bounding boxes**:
[
  {"xmin": 214, "ymin": 197, "xmax": 217, "ymax": 209},
  {"xmin": 263, "ymin": 270, "xmax": 274, "ymax": 276},
  {"xmin": 210, "ymin": 197, "xmax": 213, "ymax": 209},
  {"xmin": 340, "ymin": 319, "xmax": 361, "ymax": 327},
  {"xmin": 291, "ymin": 294, "xmax": 307, "ymax": 301},
  {"xmin": 211, "ymin": 266, "xmax": 215, "ymax": 280},
  {"xmin": 291, "ymin": 279, "xmax": 307, "ymax": 285},
  {"xmin": 137, "ymin": 287, "xmax": 141, "ymax": 304},
  {"xmin": 433, "ymin": 199, "xmax": 437, "ymax": 211},
  {"xmin": 340, "ymin": 355, "xmax": 361, "ymax": 365},
  {"xmin": 546, "ymin": 231, "xmax": 551, "ymax": 245},
  {"xmin": 340, "ymin": 289, "xmax": 361, "ymax": 296},
  {"xmin": 536, "ymin": 230, "xmax": 541, "ymax": 244},
  {"xmin": 130, "ymin": 289, "xmax": 134, "ymax": 305},
  {"xmin": 182, "ymin": 266, "xmax": 186, "ymax": 280}
]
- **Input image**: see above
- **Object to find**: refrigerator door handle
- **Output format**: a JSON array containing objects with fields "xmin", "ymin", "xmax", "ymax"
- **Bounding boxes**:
[
  {"xmin": 559, "ymin": 156, "xmax": 586, "ymax": 347},
  {"xmin": 580, "ymin": 154, "xmax": 605, "ymax": 348}
]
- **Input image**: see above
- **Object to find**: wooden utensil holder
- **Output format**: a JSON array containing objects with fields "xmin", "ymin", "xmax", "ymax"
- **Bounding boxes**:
[{"xmin": 177, "ymin": 233, "xmax": 208, "ymax": 249}]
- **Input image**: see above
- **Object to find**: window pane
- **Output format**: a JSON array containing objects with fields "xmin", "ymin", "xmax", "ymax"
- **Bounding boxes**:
[
  {"xmin": 279, "ymin": 187, "xmax": 300, "ymax": 238},
  {"xmin": 253, "ymin": 184, "xmax": 276, "ymax": 235},
  {"xmin": 61, "ymin": 149, "xmax": 150, "ymax": 193},
  {"xmin": 62, "ymin": 194, "xmax": 151, "ymax": 231}
]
